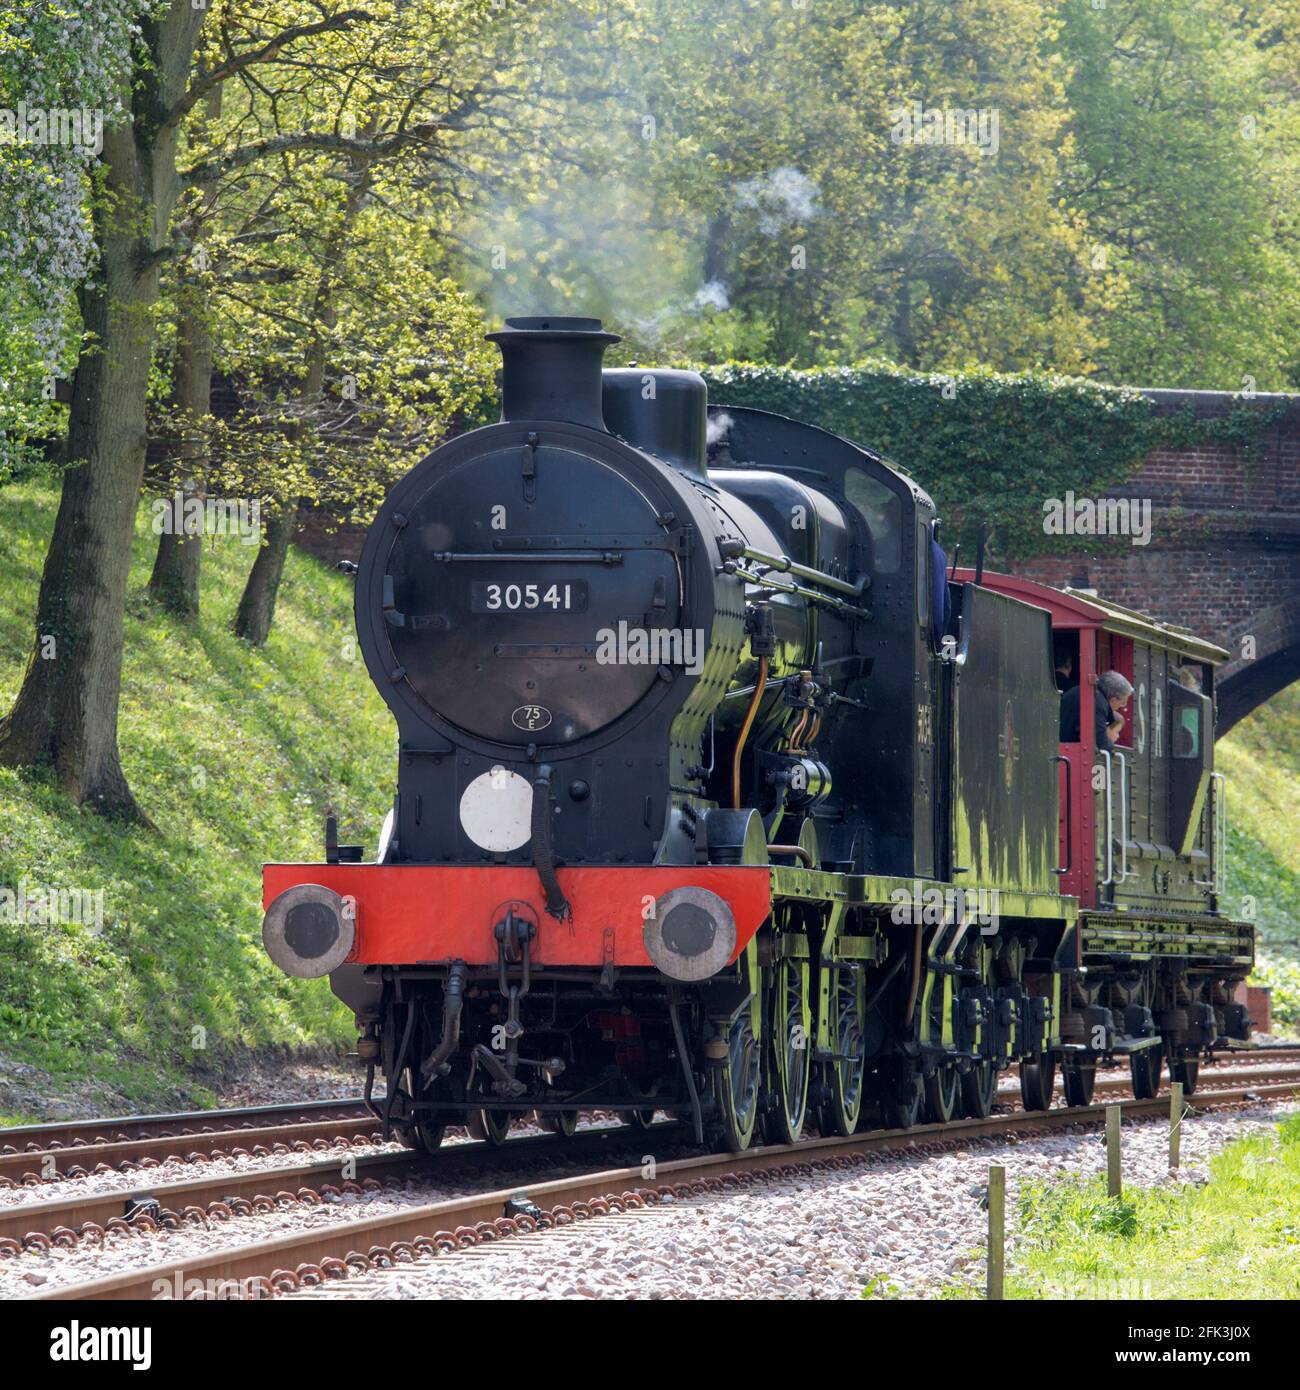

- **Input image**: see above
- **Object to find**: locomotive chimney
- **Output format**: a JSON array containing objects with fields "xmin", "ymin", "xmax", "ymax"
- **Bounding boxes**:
[{"xmin": 486, "ymin": 316, "xmax": 620, "ymax": 430}]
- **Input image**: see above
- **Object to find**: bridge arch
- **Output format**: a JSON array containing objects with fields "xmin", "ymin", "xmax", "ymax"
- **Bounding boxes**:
[{"xmin": 1217, "ymin": 599, "xmax": 1300, "ymax": 734}]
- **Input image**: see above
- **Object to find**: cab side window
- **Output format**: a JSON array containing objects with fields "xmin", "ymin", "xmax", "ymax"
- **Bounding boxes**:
[
  {"xmin": 1173, "ymin": 705, "xmax": 1201, "ymax": 759},
  {"xmin": 844, "ymin": 468, "xmax": 901, "ymax": 575}
]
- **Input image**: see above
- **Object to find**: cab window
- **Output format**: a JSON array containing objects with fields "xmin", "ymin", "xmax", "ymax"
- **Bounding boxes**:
[
  {"xmin": 844, "ymin": 468, "xmax": 901, "ymax": 575},
  {"xmin": 1173, "ymin": 704, "xmax": 1201, "ymax": 759}
]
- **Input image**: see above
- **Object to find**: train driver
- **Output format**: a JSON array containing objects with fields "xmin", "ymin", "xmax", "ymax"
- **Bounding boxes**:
[{"xmin": 1059, "ymin": 669, "xmax": 1133, "ymax": 751}]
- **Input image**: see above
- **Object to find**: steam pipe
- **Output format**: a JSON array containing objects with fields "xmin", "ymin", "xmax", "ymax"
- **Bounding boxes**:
[
  {"xmin": 732, "ymin": 655, "xmax": 769, "ymax": 809},
  {"xmin": 420, "ymin": 961, "xmax": 468, "ymax": 1078}
]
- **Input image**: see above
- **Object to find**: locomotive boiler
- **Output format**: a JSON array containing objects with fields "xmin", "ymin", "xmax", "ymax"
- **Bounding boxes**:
[{"xmin": 262, "ymin": 316, "xmax": 1253, "ymax": 1152}]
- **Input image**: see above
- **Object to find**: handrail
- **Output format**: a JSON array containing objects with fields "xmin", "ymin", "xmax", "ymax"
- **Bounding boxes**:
[
  {"xmin": 739, "ymin": 544, "xmax": 868, "ymax": 597},
  {"xmin": 1114, "ymin": 750, "xmax": 1130, "ymax": 882},
  {"xmin": 1050, "ymin": 753, "xmax": 1071, "ymax": 876},
  {"xmin": 1211, "ymin": 771, "xmax": 1226, "ymax": 894},
  {"xmin": 1098, "ymin": 749, "xmax": 1114, "ymax": 887}
]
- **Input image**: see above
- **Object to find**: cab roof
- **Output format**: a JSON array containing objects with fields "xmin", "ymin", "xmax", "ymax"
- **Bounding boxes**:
[{"xmin": 950, "ymin": 569, "xmax": 1230, "ymax": 666}]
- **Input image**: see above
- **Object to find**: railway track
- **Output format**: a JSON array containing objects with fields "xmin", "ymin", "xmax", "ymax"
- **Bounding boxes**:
[
  {"xmin": 0, "ymin": 1122, "xmax": 691, "ymax": 1247},
  {"xmin": 19, "ymin": 1074, "xmax": 1299, "ymax": 1301},
  {"xmin": 0, "ymin": 1114, "xmax": 387, "ymax": 1187},
  {"xmin": 8, "ymin": 1063, "xmax": 1298, "ymax": 1249},
  {"xmin": 0, "ymin": 1096, "xmax": 369, "ymax": 1155}
]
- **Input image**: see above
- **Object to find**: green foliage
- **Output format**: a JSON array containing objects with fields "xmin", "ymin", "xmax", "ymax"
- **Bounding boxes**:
[
  {"xmin": 1018, "ymin": 1176, "xmax": 1158, "ymax": 1244},
  {"xmin": 1007, "ymin": 1128, "xmax": 1300, "ymax": 1299},
  {"xmin": 1059, "ymin": 0, "xmax": 1300, "ymax": 388},
  {"xmin": 1220, "ymin": 682, "xmax": 1300, "ymax": 1030},
  {"xmin": 696, "ymin": 361, "xmax": 1283, "ymax": 556},
  {"xmin": 0, "ymin": 480, "xmax": 387, "ymax": 1102}
]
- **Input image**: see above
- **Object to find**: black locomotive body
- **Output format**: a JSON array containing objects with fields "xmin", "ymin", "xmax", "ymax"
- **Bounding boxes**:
[{"xmin": 262, "ymin": 317, "xmax": 1253, "ymax": 1151}]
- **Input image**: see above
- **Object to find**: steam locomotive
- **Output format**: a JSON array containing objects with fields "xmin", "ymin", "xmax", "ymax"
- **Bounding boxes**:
[{"xmin": 262, "ymin": 316, "xmax": 1253, "ymax": 1152}]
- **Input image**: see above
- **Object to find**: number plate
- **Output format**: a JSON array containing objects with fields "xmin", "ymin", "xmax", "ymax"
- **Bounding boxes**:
[{"xmin": 471, "ymin": 580, "xmax": 589, "ymax": 614}]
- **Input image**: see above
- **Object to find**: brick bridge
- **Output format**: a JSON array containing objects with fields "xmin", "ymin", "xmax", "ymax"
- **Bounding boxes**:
[
  {"xmin": 1005, "ymin": 389, "xmax": 1300, "ymax": 734},
  {"xmin": 296, "ymin": 387, "xmax": 1300, "ymax": 734}
]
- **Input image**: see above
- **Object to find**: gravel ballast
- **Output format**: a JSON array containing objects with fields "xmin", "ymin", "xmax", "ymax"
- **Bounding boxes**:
[{"xmin": 282, "ymin": 1100, "xmax": 1299, "ymax": 1301}]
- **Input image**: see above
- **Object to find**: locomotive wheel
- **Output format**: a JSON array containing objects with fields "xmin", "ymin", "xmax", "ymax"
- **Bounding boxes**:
[
  {"xmin": 1062, "ymin": 1061, "xmax": 1097, "ymax": 1107},
  {"xmin": 960, "ymin": 1061, "xmax": 998, "ymax": 1119},
  {"xmin": 713, "ymin": 1011, "xmax": 760, "ymax": 1152},
  {"xmin": 819, "ymin": 971, "xmax": 867, "ymax": 1136},
  {"xmin": 762, "ymin": 958, "xmax": 812, "ymax": 1146},
  {"xmin": 1130, "ymin": 1047, "xmax": 1162, "ymax": 1100},
  {"xmin": 394, "ymin": 1120, "xmax": 447, "ymax": 1153},
  {"xmin": 1170, "ymin": 1056, "xmax": 1200, "ymax": 1095},
  {"xmin": 882, "ymin": 1067, "xmax": 924, "ymax": 1130},
  {"xmin": 537, "ymin": 1109, "xmax": 579, "ymax": 1138},
  {"xmin": 1019, "ymin": 1057, "xmax": 1056, "ymax": 1111},
  {"xmin": 923, "ymin": 1063, "xmax": 960, "ymax": 1125},
  {"xmin": 467, "ymin": 1108, "xmax": 513, "ymax": 1145}
]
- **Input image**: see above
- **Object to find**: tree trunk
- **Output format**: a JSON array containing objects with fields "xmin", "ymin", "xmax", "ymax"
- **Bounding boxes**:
[
  {"xmin": 149, "ymin": 243, "xmax": 213, "ymax": 619},
  {"xmin": 233, "ymin": 503, "xmax": 297, "ymax": 646},
  {"xmin": 0, "ymin": 4, "xmax": 204, "ymax": 820}
]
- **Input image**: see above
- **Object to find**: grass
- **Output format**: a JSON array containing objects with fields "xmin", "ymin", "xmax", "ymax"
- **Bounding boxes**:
[
  {"xmin": 0, "ymin": 477, "xmax": 395, "ymax": 1109},
  {"xmin": 1218, "ymin": 685, "xmax": 1300, "ymax": 1028},
  {"xmin": 1005, "ymin": 1113, "xmax": 1300, "ymax": 1299}
]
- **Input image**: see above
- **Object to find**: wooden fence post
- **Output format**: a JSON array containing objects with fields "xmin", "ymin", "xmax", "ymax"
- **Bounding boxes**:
[
  {"xmin": 987, "ymin": 1164, "xmax": 1006, "ymax": 1300},
  {"xmin": 1106, "ymin": 1103, "xmax": 1122, "ymax": 1198}
]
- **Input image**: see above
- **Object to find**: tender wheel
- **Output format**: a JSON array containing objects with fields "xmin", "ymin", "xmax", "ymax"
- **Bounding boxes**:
[
  {"xmin": 1170, "ymin": 1056, "xmax": 1199, "ymax": 1095},
  {"xmin": 536, "ymin": 1109, "xmax": 579, "ymax": 1137},
  {"xmin": 467, "ymin": 1108, "xmax": 513, "ymax": 1145},
  {"xmin": 960, "ymin": 1060, "xmax": 998, "ymax": 1119},
  {"xmin": 923, "ymin": 1063, "xmax": 960, "ymax": 1124},
  {"xmin": 394, "ymin": 1066, "xmax": 447, "ymax": 1152},
  {"xmin": 1062, "ymin": 1061, "xmax": 1097, "ymax": 1107},
  {"xmin": 712, "ymin": 1009, "xmax": 761, "ymax": 1153},
  {"xmin": 1020, "ymin": 1056, "xmax": 1056, "ymax": 1111},
  {"xmin": 1130, "ymin": 1047, "xmax": 1162, "ymax": 1100},
  {"xmin": 819, "ymin": 970, "xmax": 867, "ymax": 1136},
  {"xmin": 623, "ymin": 1108, "xmax": 658, "ymax": 1130},
  {"xmin": 882, "ymin": 1066, "xmax": 925, "ymax": 1130},
  {"xmin": 761, "ymin": 958, "xmax": 811, "ymax": 1145}
]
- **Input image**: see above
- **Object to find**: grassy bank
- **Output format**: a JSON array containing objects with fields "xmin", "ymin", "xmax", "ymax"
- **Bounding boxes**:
[
  {"xmin": 0, "ymin": 479, "xmax": 392, "ymax": 1109},
  {"xmin": 1006, "ymin": 1114, "xmax": 1300, "ymax": 1299},
  {"xmin": 1218, "ymin": 686, "xmax": 1300, "ymax": 1029}
]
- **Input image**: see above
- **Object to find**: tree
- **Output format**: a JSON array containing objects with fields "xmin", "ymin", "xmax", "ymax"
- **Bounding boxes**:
[
  {"xmin": 1059, "ymin": 0, "xmax": 1300, "ymax": 388},
  {"xmin": 0, "ymin": 2, "xmax": 408, "ymax": 817}
]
